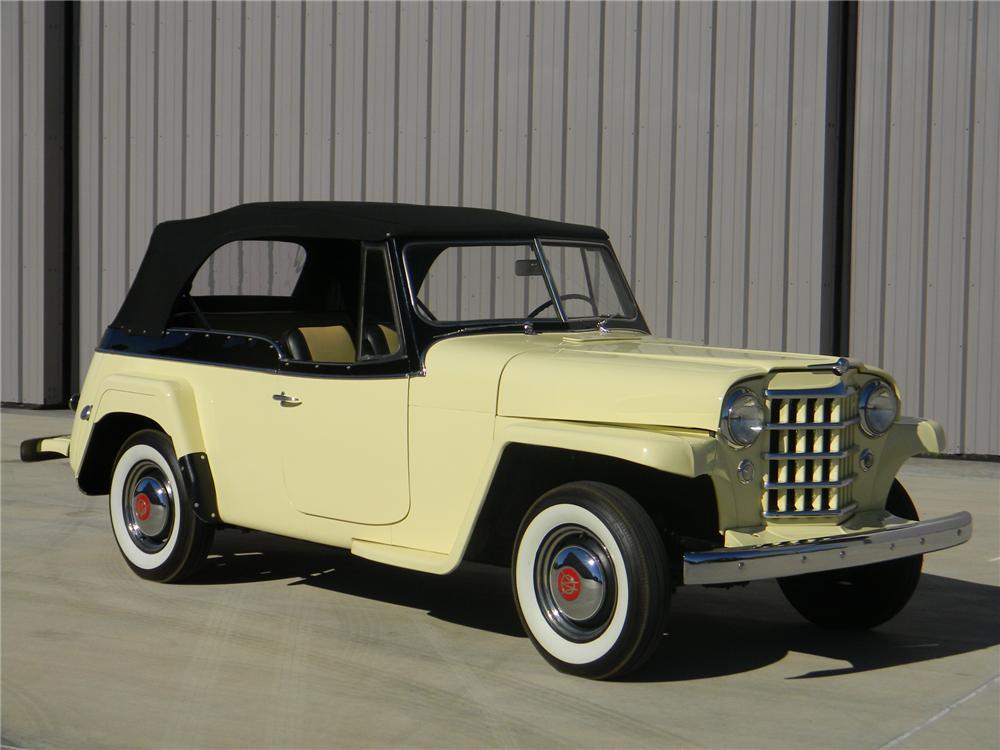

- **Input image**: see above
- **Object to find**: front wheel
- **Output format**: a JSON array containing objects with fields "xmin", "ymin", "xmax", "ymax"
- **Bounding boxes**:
[
  {"xmin": 778, "ymin": 479, "xmax": 923, "ymax": 629},
  {"xmin": 109, "ymin": 430, "xmax": 214, "ymax": 582},
  {"xmin": 512, "ymin": 481, "xmax": 669, "ymax": 680}
]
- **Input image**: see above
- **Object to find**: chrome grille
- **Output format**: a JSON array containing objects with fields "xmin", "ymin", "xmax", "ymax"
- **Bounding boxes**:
[{"xmin": 762, "ymin": 384, "xmax": 859, "ymax": 521}]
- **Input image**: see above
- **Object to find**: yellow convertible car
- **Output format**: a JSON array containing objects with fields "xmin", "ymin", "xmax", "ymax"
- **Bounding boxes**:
[{"xmin": 22, "ymin": 202, "xmax": 972, "ymax": 679}]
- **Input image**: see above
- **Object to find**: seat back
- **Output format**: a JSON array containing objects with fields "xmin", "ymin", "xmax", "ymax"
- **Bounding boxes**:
[{"xmin": 283, "ymin": 325, "xmax": 356, "ymax": 362}]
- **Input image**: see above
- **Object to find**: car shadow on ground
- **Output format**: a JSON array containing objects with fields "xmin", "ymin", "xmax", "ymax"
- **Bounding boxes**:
[
  {"xmin": 192, "ymin": 529, "xmax": 999, "ymax": 680},
  {"xmin": 189, "ymin": 529, "xmax": 525, "ymax": 637}
]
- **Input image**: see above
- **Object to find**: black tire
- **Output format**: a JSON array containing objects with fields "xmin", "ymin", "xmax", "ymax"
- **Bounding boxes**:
[
  {"xmin": 109, "ymin": 429, "xmax": 214, "ymax": 582},
  {"xmin": 511, "ymin": 481, "xmax": 669, "ymax": 680},
  {"xmin": 777, "ymin": 480, "xmax": 923, "ymax": 629}
]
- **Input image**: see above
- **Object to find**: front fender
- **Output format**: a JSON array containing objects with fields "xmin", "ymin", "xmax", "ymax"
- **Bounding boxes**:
[
  {"xmin": 492, "ymin": 418, "xmax": 717, "ymax": 478},
  {"xmin": 412, "ymin": 418, "xmax": 717, "ymax": 575}
]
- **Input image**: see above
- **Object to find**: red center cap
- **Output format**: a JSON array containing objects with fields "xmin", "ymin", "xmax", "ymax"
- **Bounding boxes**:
[
  {"xmin": 134, "ymin": 493, "xmax": 151, "ymax": 522},
  {"xmin": 557, "ymin": 567, "xmax": 582, "ymax": 601}
]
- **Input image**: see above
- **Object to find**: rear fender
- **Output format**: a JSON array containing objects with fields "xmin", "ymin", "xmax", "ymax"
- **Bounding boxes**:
[
  {"xmin": 73, "ymin": 375, "xmax": 205, "ymax": 492},
  {"xmin": 90, "ymin": 375, "xmax": 205, "ymax": 455}
]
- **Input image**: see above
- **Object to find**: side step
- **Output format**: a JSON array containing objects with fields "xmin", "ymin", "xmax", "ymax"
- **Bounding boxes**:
[{"xmin": 20, "ymin": 435, "xmax": 71, "ymax": 462}]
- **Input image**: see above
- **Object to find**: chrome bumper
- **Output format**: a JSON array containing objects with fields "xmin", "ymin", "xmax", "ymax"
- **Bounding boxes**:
[{"xmin": 683, "ymin": 512, "xmax": 972, "ymax": 586}]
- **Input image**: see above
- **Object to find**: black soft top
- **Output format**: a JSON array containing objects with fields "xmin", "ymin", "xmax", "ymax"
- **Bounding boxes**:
[{"xmin": 111, "ymin": 201, "xmax": 607, "ymax": 334}]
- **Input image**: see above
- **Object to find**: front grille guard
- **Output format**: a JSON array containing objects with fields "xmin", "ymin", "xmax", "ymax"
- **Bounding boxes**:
[{"xmin": 761, "ymin": 382, "xmax": 859, "ymax": 522}]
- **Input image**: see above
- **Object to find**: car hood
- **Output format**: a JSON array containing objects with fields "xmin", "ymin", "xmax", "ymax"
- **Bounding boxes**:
[{"xmin": 496, "ymin": 331, "xmax": 837, "ymax": 432}]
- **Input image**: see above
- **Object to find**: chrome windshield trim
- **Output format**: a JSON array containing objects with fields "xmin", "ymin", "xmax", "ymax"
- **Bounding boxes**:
[
  {"xmin": 766, "ymin": 416, "xmax": 860, "ymax": 430},
  {"xmin": 682, "ymin": 511, "xmax": 972, "ymax": 585}
]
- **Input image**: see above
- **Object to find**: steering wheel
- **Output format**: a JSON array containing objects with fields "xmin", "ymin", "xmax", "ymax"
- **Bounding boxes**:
[
  {"xmin": 526, "ymin": 293, "xmax": 598, "ymax": 319},
  {"xmin": 415, "ymin": 297, "xmax": 438, "ymax": 321}
]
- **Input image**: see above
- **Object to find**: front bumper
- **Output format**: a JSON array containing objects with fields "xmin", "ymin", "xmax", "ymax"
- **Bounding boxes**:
[{"xmin": 682, "ymin": 511, "xmax": 972, "ymax": 585}]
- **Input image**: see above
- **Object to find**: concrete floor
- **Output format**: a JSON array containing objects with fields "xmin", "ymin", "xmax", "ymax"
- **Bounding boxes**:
[{"xmin": 2, "ymin": 408, "xmax": 998, "ymax": 750}]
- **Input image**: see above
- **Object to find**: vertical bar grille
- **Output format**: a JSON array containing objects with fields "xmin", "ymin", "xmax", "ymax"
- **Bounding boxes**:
[{"xmin": 762, "ymin": 385, "xmax": 859, "ymax": 520}]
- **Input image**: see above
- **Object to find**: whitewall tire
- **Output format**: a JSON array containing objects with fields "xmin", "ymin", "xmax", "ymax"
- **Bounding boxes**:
[
  {"xmin": 109, "ymin": 430, "xmax": 213, "ymax": 582},
  {"xmin": 512, "ymin": 482, "xmax": 669, "ymax": 679}
]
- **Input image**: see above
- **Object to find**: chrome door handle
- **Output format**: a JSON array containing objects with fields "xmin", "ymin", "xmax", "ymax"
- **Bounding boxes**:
[{"xmin": 272, "ymin": 392, "xmax": 302, "ymax": 407}]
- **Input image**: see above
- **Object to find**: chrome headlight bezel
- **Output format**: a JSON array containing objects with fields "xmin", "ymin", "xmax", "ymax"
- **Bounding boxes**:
[
  {"xmin": 720, "ymin": 387, "xmax": 766, "ymax": 448},
  {"xmin": 859, "ymin": 379, "xmax": 898, "ymax": 437}
]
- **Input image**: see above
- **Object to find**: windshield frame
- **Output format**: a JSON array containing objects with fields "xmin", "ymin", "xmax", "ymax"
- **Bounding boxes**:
[{"xmin": 401, "ymin": 237, "xmax": 643, "ymax": 330}]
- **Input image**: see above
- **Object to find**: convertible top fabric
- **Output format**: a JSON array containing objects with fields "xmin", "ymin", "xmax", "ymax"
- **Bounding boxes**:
[{"xmin": 111, "ymin": 202, "xmax": 607, "ymax": 333}]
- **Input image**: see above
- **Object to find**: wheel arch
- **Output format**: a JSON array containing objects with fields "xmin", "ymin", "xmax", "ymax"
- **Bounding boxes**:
[{"xmin": 78, "ymin": 412, "xmax": 167, "ymax": 494}]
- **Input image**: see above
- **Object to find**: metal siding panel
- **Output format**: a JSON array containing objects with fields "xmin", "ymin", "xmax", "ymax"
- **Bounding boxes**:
[
  {"xmin": 428, "ymin": 1, "xmax": 462, "ymax": 206},
  {"xmin": 746, "ymin": 2, "xmax": 792, "ymax": 351},
  {"xmin": 785, "ymin": 2, "xmax": 828, "ymax": 354},
  {"xmin": 598, "ymin": 1, "xmax": 638, "ymax": 290},
  {"xmin": 670, "ymin": 2, "xmax": 713, "ymax": 343},
  {"xmin": 185, "ymin": 3, "xmax": 214, "ymax": 218},
  {"xmin": 395, "ymin": 1, "xmax": 430, "ymax": 203},
  {"xmin": 563, "ymin": 1, "xmax": 601, "ymax": 229},
  {"xmin": 882, "ymin": 3, "xmax": 933, "ymax": 424},
  {"xmin": 493, "ymin": 3, "xmax": 532, "ymax": 316},
  {"xmin": 129, "ymin": 4, "xmax": 155, "ymax": 284},
  {"xmin": 707, "ymin": 1, "xmax": 753, "ymax": 348},
  {"xmin": 157, "ymin": 3, "xmax": 185, "ymax": 230},
  {"xmin": 273, "ymin": 1, "xmax": 304, "ymax": 201},
  {"xmin": 20, "ymin": 2, "xmax": 45, "ymax": 402},
  {"xmin": 424, "ymin": 2, "xmax": 463, "ymax": 316},
  {"xmin": 1, "ymin": 1, "xmax": 22, "ymax": 401},
  {"xmin": 77, "ymin": 3, "xmax": 101, "ymax": 373},
  {"xmin": 964, "ymin": 1, "xmax": 999, "ymax": 454},
  {"xmin": 334, "ymin": 2, "xmax": 364, "ymax": 199},
  {"xmin": 241, "ymin": 2, "xmax": 277, "ymax": 294},
  {"xmin": 924, "ymin": 3, "xmax": 974, "ymax": 447},
  {"xmin": 461, "ymin": 1, "xmax": 499, "ymax": 319},
  {"xmin": 633, "ymin": 2, "xmax": 676, "ymax": 336},
  {"xmin": 101, "ymin": 3, "xmax": 128, "ymax": 329},
  {"xmin": 212, "ymin": 1, "xmax": 243, "ymax": 292},
  {"xmin": 364, "ymin": 1, "xmax": 396, "ymax": 202},
  {"xmin": 242, "ymin": 0, "xmax": 272, "ymax": 209},
  {"xmin": 529, "ymin": 1, "xmax": 566, "ymax": 222},
  {"xmin": 301, "ymin": 1, "xmax": 334, "ymax": 200},
  {"xmin": 461, "ymin": 1, "xmax": 496, "ymax": 210},
  {"xmin": 849, "ymin": 1, "xmax": 892, "ymax": 370}
]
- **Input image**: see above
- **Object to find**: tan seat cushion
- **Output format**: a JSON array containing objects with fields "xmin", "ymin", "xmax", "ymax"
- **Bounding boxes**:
[{"xmin": 378, "ymin": 324, "xmax": 400, "ymax": 353}]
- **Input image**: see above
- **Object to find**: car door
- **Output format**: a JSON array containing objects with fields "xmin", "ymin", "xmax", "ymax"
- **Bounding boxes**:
[{"xmin": 275, "ymin": 243, "xmax": 411, "ymax": 525}]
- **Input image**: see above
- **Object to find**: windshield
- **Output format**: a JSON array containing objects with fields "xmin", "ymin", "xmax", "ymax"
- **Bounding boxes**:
[{"xmin": 405, "ymin": 241, "xmax": 637, "ymax": 325}]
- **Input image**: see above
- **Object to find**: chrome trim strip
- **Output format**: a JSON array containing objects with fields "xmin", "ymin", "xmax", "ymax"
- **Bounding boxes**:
[
  {"xmin": 763, "ymin": 476, "xmax": 855, "ymax": 490},
  {"xmin": 764, "ymin": 383, "xmax": 856, "ymax": 399},
  {"xmin": 766, "ymin": 416, "xmax": 860, "ymax": 430},
  {"xmin": 764, "ymin": 446, "xmax": 858, "ymax": 460},
  {"xmin": 683, "ymin": 512, "xmax": 972, "ymax": 585},
  {"xmin": 763, "ymin": 503, "xmax": 858, "ymax": 522}
]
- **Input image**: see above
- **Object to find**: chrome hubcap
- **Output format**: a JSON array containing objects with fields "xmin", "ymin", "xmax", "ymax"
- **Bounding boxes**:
[
  {"xmin": 123, "ymin": 461, "xmax": 173, "ymax": 553},
  {"xmin": 535, "ymin": 525, "xmax": 616, "ymax": 642}
]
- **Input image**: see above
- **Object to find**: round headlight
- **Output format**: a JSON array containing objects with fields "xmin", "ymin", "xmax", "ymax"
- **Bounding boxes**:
[
  {"xmin": 859, "ymin": 379, "xmax": 898, "ymax": 436},
  {"xmin": 720, "ymin": 388, "xmax": 765, "ymax": 448}
]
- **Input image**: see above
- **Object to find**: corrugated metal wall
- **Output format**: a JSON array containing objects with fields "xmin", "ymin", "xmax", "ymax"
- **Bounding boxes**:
[
  {"xmin": 72, "ymin": 0, "xmax": 833, "ymax": 367},
  {"xmin": 851, "ymin": 0, "xmax": 999, "ymax": 454},
  {"xmin": 1, "ymin": 1, "xmax": 65, "ymax": 405},
  {"xmin": 3, "ymin": 0, "xmax": 996, "ymax": 454}
]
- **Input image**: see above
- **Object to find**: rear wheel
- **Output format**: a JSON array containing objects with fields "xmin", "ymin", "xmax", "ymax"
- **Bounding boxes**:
[
  {"xmin": 109, "ymin": 430, "xmax": 214, "ymax": 582},
  {"xmin": 778, "ymin": 480, "xmax": 922, "ymax": 629},
  {"xmin": 512, "ymin": 481, "xmax": 668, "ymax": 679}
]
